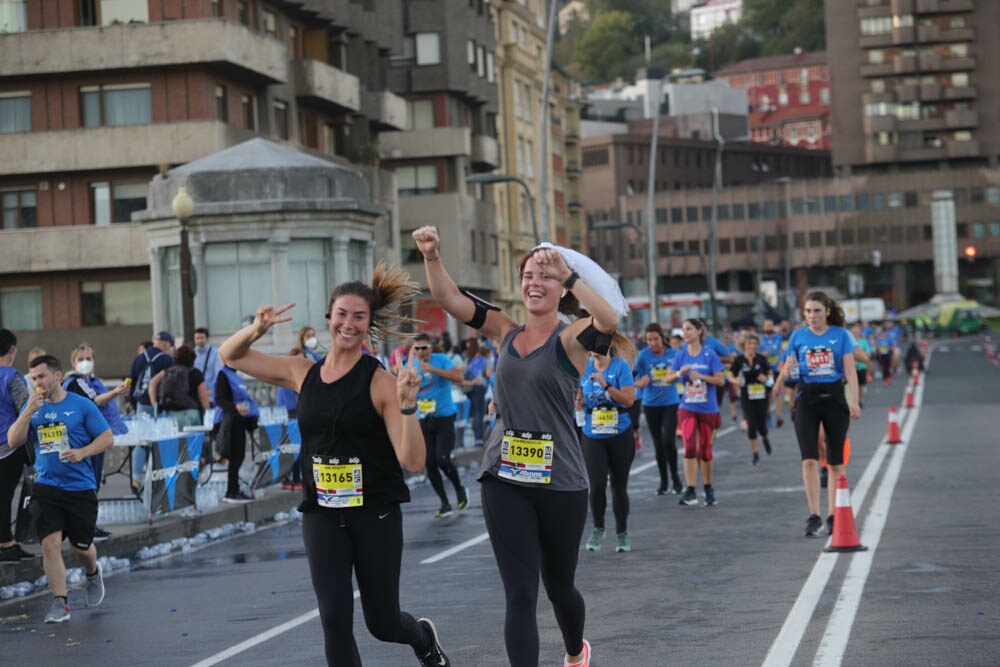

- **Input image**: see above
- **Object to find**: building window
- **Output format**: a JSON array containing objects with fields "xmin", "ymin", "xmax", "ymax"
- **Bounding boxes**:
[
  {"xmin": 241, "ymin": 94, "xmax": 257, "ymax": 130},
  {"xmin": 477, "ymin": 45, "xmax": 485, "ymax": 78},
  {"xmin": 406, "ymin": 99, "xmax": 434, "ymax": 130},
  {"xmin": 823, "ymin": 196, "xmax": 836, "ymax": 213},
  {"xmin": 656, "ymin": 208, "xmax": 667, "ymax": 224},
  {"xmin": 486, "ymin": 51, "xmax": 495, "ymax": 83},
  {"xmin": 800, "ymin": 90, "xmax": 810, "ymax": 104},
  {"xmin": 686, "ymin": 206, "xmax": 698, "ymax": 222},
  {"xmin": 273, "ymin": 99, "xmax": 288, "ymax": 139},
  {"xmin": 468, "ymin": 40, "xmax": 476, "ymax": 71},
  {"xmin": 262, "ymin": 9, "xmax": 278, "ymax": 37},
  {"xmin": 81, "ymin": 280, "xmax": 152, "ymax": 326},
  {"xmin": 0, "ymin": 287, "xmax": 42, "ymax": 330},
  {"xmin": 990, "ymin": 221, "xmax": 1000, "ymax": 237},
  {"xmin": 210, "ymin": 0, "xmax": 221, "ymax": 17},
  {"xmin": 839, "ymin": 195, "xmax": 854, "ymax": 212},
  {"xmin": 1, "ymin": 189, "xmax": 36, "ymax": 229},
  {"xmin": 0, "ymin": 91, "xmax": 30, "ymax": 133},
  {"xmin": 197, "ymin": 242, "xmax": 271, "ymax": 335},
  {"xmin": 81, "ymin": 83, "xmax": 151, "ymax": 127},
  {"xmin": 525, "ymin": 141, "xmax": 534, "ymax": 178},
  {"xmin": 516, "ymin": 138, "xmax": 526, "ymax": 175},
  {"xmin": 904, "ymin": 191, "xmax": 918, "ymax": 208},
  {"xmin": 215, "ymin": 85, "xmax": 227, "ymax": 122},
  {"xmin": 91, "ymin": 181, "xmax": 146, "ymax": 225},
  {"xmin": 732, "ymin": 203, "xmax": 745, "ymax": 220},
  {"xmin": 396, "ymin": 165, "xmax": 438, "ymax": 196},
  {"xmin": 415, "ymin": 33, "xmax": 440, "ymax": 65},
  {"xmin": 513, "ymin": 83, "xmax": 521, "ymax": 119},
  {"xmin": 887, "ymin": 192, "xmax": 903, "ymax": 208},
  {"xmin": 95, "ymin": 0, "xmax": 148, "ymax": 25},
  {"xmin": 986, "ymin": 187, "xmax": 1000, "ymax": 204},
  {"xmin": 971, "ymin": 221, "xmax": 985, "ymax": 238},
  {"xmin": 287, "ymin": 240, "xmax": 329, "ymax": 329},
  {"xmin": 0, "ymin": 0, "xmax": 28, "ymax": 32},
  {"xmin": 323, "ymin": 123, "xmax": 336, "ymax": 154},
  {"xmin": 237, "ymin": 0, "xmax": 250, "ymax": 26}
]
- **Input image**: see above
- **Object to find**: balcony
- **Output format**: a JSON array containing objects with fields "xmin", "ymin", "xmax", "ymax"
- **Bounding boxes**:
[
  {"xmin": 891, "ymin": 0, "xmax": 914, "ymax": 13},
  {"xmin": 362, "ymin": 90, "xmax": 406, "ymax": 131},
  {"xmin": 471, "ymin": 134, "xmax": 500, "ymax": 168},
  {"xmin": 896, "ymin": 83, "xmax": 919, "ymax": 102},
  {"xmin": 865, "ymin": 143, "xmax": 899, "ymax": 163},
  {"xmin": 898, "ymin": 145, "xmax": 945, "ymax": 161},
  {"xmin": 898, "ymin": 117, "xmax": 947, "ymax": 132},
  {"xmin": 2, "ymin": 121, "xmax": 254, "ymax": 176},
  {"xmin": 920, "ymin": 82, "xmax": 943, "ymax": 99},
  {"xmin": 379, "ymin": 127, "xmax": 471, "ymax": 160},
  {"xmin": 566, "ymin": 161, "xmax": 581, "ymax": 174},
  {"xmin": 860, "ymin": 61, "xmax": 894, "ymax": 77},
  {"xmin": 863, "ymin": 115, "xmax": 897, "ymax": 133},
  {"xmin": 567, "ymin": 198, "xmax": 582, "ymax": 210},
  {"xmin": 918, "ymin": 52, "xmax": 942, "ymax": 70},
  {"xmin": 894, "ymin": 54, "xmax": 917, "ymax": 74},
  {"xmin": 292, "ymin": 59, "xmax": 360, "ymax": 113},
  {"xmin": 944, "ymin": 108, "xmax": 978, "ymax": 128},
  {"xmin": 946, "ymin": 138, "xmax": 980, "ymax": 158},
  {"xmin": 0, "ymin": 19, "xmax": 287, "ymax": 83},
  {"xmin": 944, "ymin": 85, "xmax": 976, "ymax": 100},
  {"xmin": 915, "ymin": 0, "xmax": 973, "ymax": 13},
  {"xmin": 858, "ymin": 2, "xmax": 891, "ymax": 18},
  {"xmin": 892, "ymin": 26, "xmax": 915, "ymax": 44},
  {"xmin": 940, "ymin": 56, "xmax": 975, "ymax": 72},
  {"xmin": 0, "ymin": 224, "xmax": 150, "ymax": 274},
  {"xmin": 859, "ymin": 34, "xmax": 892, "ymax": 49}
]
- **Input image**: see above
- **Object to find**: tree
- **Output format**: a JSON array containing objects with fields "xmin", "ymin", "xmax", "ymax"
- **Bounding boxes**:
[
  {"xmin": 575, "ymin": 11, "xmax": 640, "ymax": 82},
  {"xmin": 704, "ymin": 21, "xmax": 761, "ymax": 71},
  {"xmin": 593, "ymin": 0, "xmax": 673, "ymax": 42},
  {"xmin": 742, "ymin": 0, "xmax": 825, "ymax": 54}
]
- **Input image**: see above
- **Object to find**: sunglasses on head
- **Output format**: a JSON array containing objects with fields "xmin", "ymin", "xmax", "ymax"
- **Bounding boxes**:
[{"xmin": 413, "ymin": 345, "xmax": 430, "ymax": 350}]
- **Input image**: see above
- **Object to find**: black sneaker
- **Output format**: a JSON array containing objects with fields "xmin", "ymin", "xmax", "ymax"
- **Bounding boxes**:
[
  {"xmin": 0, "ymin": 544, "xmax": 35, "ymax": 561},
  {"xmin": 416, "ymin": 617, "xmax": 450, "ymax": 666},
  {"xmin": 434, "ymin": 505, "xmax": 453, "ymax": 518},
  {"xmin": 804, "ymin": 514, "xmax": 823, "ymax": 537},
  {"xmin": 456, "ymin": 487, "xmax": 468, "ymax": 511},
  {"xmin": 752, "ymin": 451, "xmax": 760, "ymax": 466},
  {"xmin": 820, "ymin": 466, "xmax": 829, "ymax": 488},
  {"xmin": 826, "ymin": 515, "xmax": 834, "ymax": 536},
  {"xmin": 776, "ymin": 417, "xmax": 785, "ymax": 428},
  {"xmin": 672, "ymin": 479, "xmax": 684, "ymax": 495},
  {"xmin": 93, "ymin": 527, "xmax": 111, "ymax": 542},
  {"xmin": 222, "ymin": 492, "xmax": 254, "ymax": 504},
  {"xmin": 763, "ymin": 437, "xmax": 772, "ymax": 455},
  {"xmin": 679, "ymin": 488, "xmax": 699, "ymax": 506},
  {"xmin": 656, "ymin": 483, "xmax": 668, "ymax": 496},
  {"xmin": 704, "ymin": 488, "xmax": 717, "ymax": 506}
]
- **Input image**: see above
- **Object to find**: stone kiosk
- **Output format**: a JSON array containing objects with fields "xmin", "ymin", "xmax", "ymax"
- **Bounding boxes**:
[{"xmin": 136, "ymin": 138, "xmax": 384, "ymax": 353}]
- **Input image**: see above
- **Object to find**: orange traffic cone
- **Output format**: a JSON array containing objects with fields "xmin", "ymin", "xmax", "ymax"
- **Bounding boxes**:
[
  {"xmin": 905, "ymin": 382, "xmax": 915, "ymax": 408},
  {"xmin": 886, "ymin": 406, "xmax": 903, "ymax": 444},
  {"xmin": 911, "ymin": 365, "xmax": 919, "ymax": 386},
  {"xmin": 824, "ymin": 475, "xmax": 868, "ymax": 553}
]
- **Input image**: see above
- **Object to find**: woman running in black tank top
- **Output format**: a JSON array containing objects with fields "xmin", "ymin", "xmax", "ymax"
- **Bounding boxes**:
[{"xmin": 219, "ymin": 265, "xmax": 451, "ymax": 667}]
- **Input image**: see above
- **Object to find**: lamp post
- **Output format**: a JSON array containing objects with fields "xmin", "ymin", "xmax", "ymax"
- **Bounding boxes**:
[
  {"xmin": 751, "ymin": 161, "xmax": 769, "ymax": 324},
  {"xmin": 467, "ymin": 173, "xmax": 539, "ymax": 245},
  {"xmin": 171, "ymin": 187, "xmax": 195, "ymax": 345},
  {"xmin": 780, "ymin": 177, "xmax": 794, "ymax": 316},
  {"xmin": 644, "ymin": 67, "xmax": 663, "ymax": 323}
]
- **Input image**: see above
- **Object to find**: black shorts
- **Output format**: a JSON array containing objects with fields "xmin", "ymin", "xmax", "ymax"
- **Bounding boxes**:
[
  {"xmin": 857, "ymin": 369, "xmax": 868, "ymax": 386},
  {"xmin": 31, "ymin": 483, "xmax": 98, "ymax": 550}
]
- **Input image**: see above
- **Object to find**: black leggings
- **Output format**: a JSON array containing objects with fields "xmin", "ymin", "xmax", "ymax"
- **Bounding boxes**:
[
  {"xmin": 0, "ymin": 452, "xmax": 25, "ymax": 543},
  {"xmin": 793, "ymin": 388, "xmax": 850, "ymax": 465},
  {"xmin": 741, "ymin": 398, "xmax": 769, "ymax": 440},
  {"xmin": 225, "ymin": 420, "xmax": 247, "ymax": 497},
  {"xmin": 420, "ymin": 415, "xmax": 463, "ymax": 505},
  {"xmin": 481, "ymin": 476, "xmax": 588, "ymax": 667},
  {"xmin": 301, "ymin": 505, "xmax": 432, "ymax": 666},
  {"xmin": 643, "ymin": 404, "xmax": 680, "ymax": 486},
  {"xmin": 582, "ymin": 429, "xmax": 635, "ymax": 534}
]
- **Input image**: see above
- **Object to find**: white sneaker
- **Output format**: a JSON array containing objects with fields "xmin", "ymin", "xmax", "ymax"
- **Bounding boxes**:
[
  {"xmin": 86, "ymin": 561, "xmax": 105, "ymax": 607},
  {"xmin": 44, "ymin": 598, "xmax": 70, "ymax": 623}
]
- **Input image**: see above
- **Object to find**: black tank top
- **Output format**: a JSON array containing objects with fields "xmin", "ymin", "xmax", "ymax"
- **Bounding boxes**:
[{"xmin": 296, "ymin": 354, "xmax": 409, "ymax": 511}]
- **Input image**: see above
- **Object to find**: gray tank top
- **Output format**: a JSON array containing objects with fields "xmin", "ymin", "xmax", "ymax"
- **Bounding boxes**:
[{"xmin": 478, "ymin": 324, "xmax": 588, "ymax": 491}]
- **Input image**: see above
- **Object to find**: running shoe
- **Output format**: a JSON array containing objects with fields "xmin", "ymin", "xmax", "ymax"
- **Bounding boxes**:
[
  {"xmin": 86, "ymin": 562, "xmax": 105, "ymax": 607},
  {"xmin": 0, "ymin": 544, "xmax": 35, "ymax": 561},
  {"xmin": 44, "ymin": 598, "xmax": 70, "ymax": 623},
  {"xmin": 704, "ymin": 488, "xmax": 717, "ymax": 506},
  {"xmin": 416, "ymin": 617, "xmax": 451, "ymax": 667},
  {"xmin": 656, "ymin": 482, "xmax": 668, "ymax": 496},
  {"xmin": 435, "ymin": 505, "xmax": 453, "ymax": 518},
  {"xmin": 456, "ymin": 487, "xmax": 469, "ymax": 511},
  {"xmin": 776, "ymin": 416, "xmax": 785, "ymax": 428},
  {"xmin": 826, "ymin": 515, "xmax": 834, "ymax": 536},
  {"xmin": 585, "ymin": 527, "xmax": 604, "ymax": 551},
  {"xmin": 564, "ymin": 639, "xmax": 591, "ymax": 667},
  {"xmin": 672, "ymin": 479, "xmax": 684, "ymax": 495},
  {"xmin": 281, "ymin": 481, "xmax": 294, "ymax": 490},
  {"xmin": 679, "ymin": 488, "xmax": 699, "ymax": 506},
  {"xmin": 820, "ymin": 466, "xmax": 829, "ymax": 489},
  {"xmin": 763, "ymin": 437, "xmax": 772, "ymax": 455},
  {"xmin": 615, "ymin": 532, "xmax": 631, "ymax": 553},
  {"xmin": 222, "ymin": 492, "xmax": 253, "ymax": 504},
  {"xmin": 804, "ymin": 514, "xmax": 823, "ymax": 537},
  {"xmin": 752, "ymin": 451, "xmax": 760, "ymax": 466},
  {"xmin": 93, "ymin": 527, "xmax": 111, "ymax": 542}
]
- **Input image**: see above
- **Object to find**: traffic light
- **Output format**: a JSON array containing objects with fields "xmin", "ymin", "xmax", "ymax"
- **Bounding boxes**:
[{"xmin": 964, "ymin": 245, "xmax": 976, "ymax": 262}]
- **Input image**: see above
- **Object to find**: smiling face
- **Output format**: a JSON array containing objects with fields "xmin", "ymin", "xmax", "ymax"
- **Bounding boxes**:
[
  {"xmin": 520, "ymin": 255, "xmax": 562, "ymax": 316},
  {"xmin": 327, "ymin": 295, "xmax": 370, "ymax": 351},
  {"xmin": 743, "ymin": 337, "xmax": 759, "ymax": 356}
]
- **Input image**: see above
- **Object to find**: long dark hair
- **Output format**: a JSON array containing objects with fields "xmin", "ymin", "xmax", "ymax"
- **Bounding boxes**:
[
  {"xmin": 327, "ymin": 263, "xmax": 421, "ymax": 343},
  {"xmin": 683, "ymin": 317, "xmax": 708, "ymax": 344},
  {"xmin": 803, "ymin": 290, "xmax": 846, "ymax": 328}
]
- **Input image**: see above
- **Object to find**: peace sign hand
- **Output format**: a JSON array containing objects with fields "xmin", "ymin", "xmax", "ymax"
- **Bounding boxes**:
[
  {"xmin": 252, "ymin": 303, "xmax": 295, "ymax": 338},
  {"xmin": 397, "ymin": 352, "xmax": 422, "ymax": 408}
]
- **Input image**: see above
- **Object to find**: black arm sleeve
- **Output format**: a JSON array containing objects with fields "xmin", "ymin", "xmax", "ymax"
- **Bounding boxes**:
[{"xmin": 576, "ymin": 320, "xmax": 613, "ymax": 355}]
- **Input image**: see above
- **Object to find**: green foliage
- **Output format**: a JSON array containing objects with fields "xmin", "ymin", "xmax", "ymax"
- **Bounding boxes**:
[
  {"xmin": 575, "ymin": 11, "xmax": 640, "ymax": 82},
  {"xmin": 741, "ymin": 0, "xmax": 825, "ymax": 55},
  {"xmin": 592, "ymin": 0, "xmax": 674, "ymax": 42}
]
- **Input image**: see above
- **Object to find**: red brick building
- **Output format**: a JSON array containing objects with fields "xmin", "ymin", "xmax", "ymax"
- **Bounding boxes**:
[{"xmin": 713, "ymin": 51, "xmax": 831, "ymax": 151}]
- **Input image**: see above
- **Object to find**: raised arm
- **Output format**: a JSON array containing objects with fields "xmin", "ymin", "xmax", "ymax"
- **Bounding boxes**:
[
  {"xmin": 375, "ymin": 354, "xmax": 426, "ymax": 472},
  {"xmin": 412, "ymin": 226, "xmax": 517, "ymax": 343},
  {"xmin": 218, "ymin": 303, "xmax": 313, "ymax": 392}
]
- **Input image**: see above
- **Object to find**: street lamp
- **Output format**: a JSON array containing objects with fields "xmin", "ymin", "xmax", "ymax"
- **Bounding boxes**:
[
  {"xmin": 644, "ymin": 66, "xmax": 664, "ymax": 324},
  {"xmin": 171, "ymin": 186, "xmax": 196, "ymax": 345},
  {"xmin": 466, "ymin": 173, "xmax": 539, "ymax": 245}
]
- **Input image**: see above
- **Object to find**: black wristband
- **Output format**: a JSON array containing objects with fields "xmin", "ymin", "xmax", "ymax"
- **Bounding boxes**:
[
  {"xmin": 563, "ymin": 270, "xmax": 580, "ymax": 290},
  {"xmin": 400, "ymin": 405, "xmax": 417, "ymax": 415}
]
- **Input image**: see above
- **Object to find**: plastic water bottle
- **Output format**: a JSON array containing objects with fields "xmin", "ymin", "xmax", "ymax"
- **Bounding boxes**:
[{"xmin": 575, "ymin": 408, "xmax": 586, "ymax": 427}]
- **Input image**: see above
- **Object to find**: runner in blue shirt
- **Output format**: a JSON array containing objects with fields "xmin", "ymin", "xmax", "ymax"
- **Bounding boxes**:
[
  {"xmin": 412, "ymin": 333, "xmax": 468, "ymax": 517},
  {"xmin": 7, "ymin": 355, "xmax": 112, "ymax": 623},
  {"xmin": 634, "ymin": 323, "xmax": 682, "ymax": 495},
  {"xmin": 760, "ymin": 319, "xmax": 786, "ymax": 426},
  {"xmin": 579, "ymin": 350, "xmax": 636, "ymax": 553},
  {"xmin": 667, "ymin": 318, "xmax": 725, "ymax": 507},
  {"xmin": 774, "ymin": 291, "xmax": 861, "ymax": 538}
]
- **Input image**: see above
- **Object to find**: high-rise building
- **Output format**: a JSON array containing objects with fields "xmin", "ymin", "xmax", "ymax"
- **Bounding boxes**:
[{"xmin": 826, "ymin": 0, "xmax": 999, "ymax": 173}]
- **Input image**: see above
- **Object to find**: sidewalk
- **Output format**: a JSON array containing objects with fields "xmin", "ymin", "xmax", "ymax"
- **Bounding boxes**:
[{"xmin": 1, "ymin": 446, "xmax": 484, "ymax": 588}]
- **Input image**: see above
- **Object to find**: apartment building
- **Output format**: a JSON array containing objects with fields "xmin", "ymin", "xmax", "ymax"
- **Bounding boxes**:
[
  {"xmin": 712, "ymin": 51, "xmax": 832, "ymax": 151},
  {"xmin": 0, "ymin": 0, "xmax": 410, "ymax": 366}
]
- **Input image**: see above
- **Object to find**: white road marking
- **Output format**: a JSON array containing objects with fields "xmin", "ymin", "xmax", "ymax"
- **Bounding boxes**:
[{"xmin": 421, "ymin": 532, "xmax": 491, "ymax": 564}]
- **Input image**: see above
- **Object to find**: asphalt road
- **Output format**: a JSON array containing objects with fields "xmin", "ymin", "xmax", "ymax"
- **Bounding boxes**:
[{"xmin": 3, "ymin": 337, "xmax": 998, "ymax": 666}]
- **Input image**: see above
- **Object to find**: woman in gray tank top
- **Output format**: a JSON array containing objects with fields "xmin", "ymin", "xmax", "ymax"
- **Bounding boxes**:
[{"xmin": 413, "ymin": 226, "xmax": 629, "ymax": 667}]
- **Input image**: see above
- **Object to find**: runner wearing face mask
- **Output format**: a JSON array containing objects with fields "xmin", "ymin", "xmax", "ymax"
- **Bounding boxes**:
[{"xmin": 297, "ymin": 326, "xmax": 322, "ymax": 363}]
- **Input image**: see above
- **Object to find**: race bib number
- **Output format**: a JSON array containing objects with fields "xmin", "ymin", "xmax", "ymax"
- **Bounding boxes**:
[
  {"xmin": 768, "ymin": 354, "xmax": 779, "ymax": 366},
  {"xmin": 650, "ymin": 367, "xmax": 669, "ymax": 386},
  {"xmin": 37, "ymin": 422, "xmax": 70, "ymax": 456},
  {"xmin": 685, "ymin": 380, "xmax": 708, "ymax": 403},
  {"xmin": 417, "ymin": 399, "xmax": 437, "ymax": 416},
  {"xmin": 748, "ymin": 383, "xmax": 766, "ymax": 400},
  {"xmin": 590, "ymin": 408, "xmax": 619, "ymax": 435},
  {"xmin": 878, "ymin": 345, "xmax": 889, "ymax": 355},
  {"xmin": 805, "ymin": 348, "xmax": 835, "ymax": 377},
  {"xmin": 499, "ymin": 430, "xmax": 554, "ymax": 484},
  {"xmin": 313, "ymin": 455, "xmax": 363, "ymax": 508}
]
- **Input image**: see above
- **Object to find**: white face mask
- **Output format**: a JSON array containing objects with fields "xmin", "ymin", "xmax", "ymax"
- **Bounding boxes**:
[
  {"xmin": 75, "ymin": 360, "xmax": 94, "ymax": 376},
  {"xmin": 304, "ymin": 337, "xmax": 318, "ymax": 350}
]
